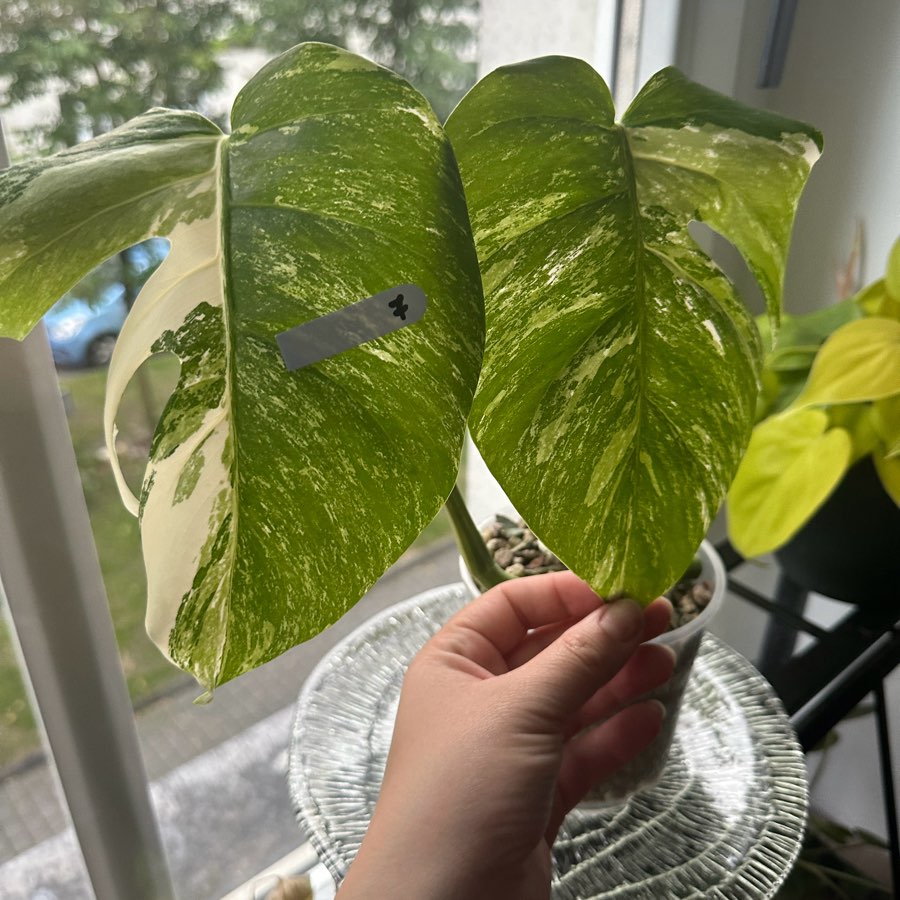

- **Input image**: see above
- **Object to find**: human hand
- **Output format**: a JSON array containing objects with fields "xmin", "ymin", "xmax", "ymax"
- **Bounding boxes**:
[{"xmin": 336, "ymin": 571, "xmax": 674, "ymax": 900}]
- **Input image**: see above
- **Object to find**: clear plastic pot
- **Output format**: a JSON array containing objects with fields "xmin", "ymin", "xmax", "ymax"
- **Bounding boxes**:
[{"xmin": 459, "ymin": 520, "xmax": 725, "ymax": 807}]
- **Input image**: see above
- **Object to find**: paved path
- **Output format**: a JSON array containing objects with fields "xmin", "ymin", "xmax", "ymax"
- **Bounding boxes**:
[{"xmin": 0, "ymin": 541, "xmax": 460, "ymax": 899}]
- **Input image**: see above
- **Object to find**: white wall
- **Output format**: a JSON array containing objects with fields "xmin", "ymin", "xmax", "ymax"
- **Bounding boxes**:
[{"xmin": 677, "ymin": 0, "xmax": 900, "ymax": 311}]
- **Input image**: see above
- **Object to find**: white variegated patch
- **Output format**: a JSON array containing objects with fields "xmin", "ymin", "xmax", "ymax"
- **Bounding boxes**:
[{"xmin": 104, "ymin": 158, "xmax": 235, "ymax": 685}]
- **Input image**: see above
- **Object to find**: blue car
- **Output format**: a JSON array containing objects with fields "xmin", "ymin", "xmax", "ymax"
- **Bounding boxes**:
[{"xmin": 44, "ymin": 238, "xmax": 168, "ymax": 368}]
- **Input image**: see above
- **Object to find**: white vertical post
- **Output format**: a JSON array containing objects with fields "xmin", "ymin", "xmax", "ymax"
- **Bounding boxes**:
[{"xmin": 0, "ymin": 121, "xmax": 175, "ymax": 900}]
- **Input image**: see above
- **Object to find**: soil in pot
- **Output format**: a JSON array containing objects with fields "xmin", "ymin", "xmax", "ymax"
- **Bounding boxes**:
[{"xmin": 480, "ymin": 514, "xmax": 713, "ymax": 630}]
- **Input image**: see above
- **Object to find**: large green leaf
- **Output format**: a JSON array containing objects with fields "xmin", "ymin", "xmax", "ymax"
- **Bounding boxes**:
[
  {"xmin": 0, "ymin": 43, "xmax": 484, "ymax": 691},
  {"xmin": 727, "ymin": 409, "xmax": 851, "ymax": 557},
  {"xmin": 446, "ymin": 59, "xmax": 820, "ymax": 601}
]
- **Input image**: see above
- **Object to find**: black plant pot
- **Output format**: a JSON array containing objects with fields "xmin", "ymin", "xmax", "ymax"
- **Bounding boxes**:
[{"xmin": 774, "ymin": 456, "xmax": 900, "ymax": 608}]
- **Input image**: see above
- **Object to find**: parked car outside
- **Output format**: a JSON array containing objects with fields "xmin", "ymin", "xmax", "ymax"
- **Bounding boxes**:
[{"xmin": 44, "ymin": 238, "xmax": 168, "ymax": 368}]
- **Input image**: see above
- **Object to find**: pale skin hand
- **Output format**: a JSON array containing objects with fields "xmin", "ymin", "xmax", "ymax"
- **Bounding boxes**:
[{"xmin": 336, "ymin": 571, "xmax": 675, "ymax": 900}]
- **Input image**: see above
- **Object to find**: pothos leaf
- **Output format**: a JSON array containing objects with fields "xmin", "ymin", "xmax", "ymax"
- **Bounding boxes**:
[
  {"xmin": 796, "ymin": 317, "xmax": 900, "ymax": 407},
  {"xmin": 0, "ymin": 43, "xmax": 484, "ymax": 691},
  {"xmin": 874, "ymin": 394, "xmax": 900, "ymax": 458},
  {"xmin": 727, "ymin": 409, "xmax": 851, "ymax": 557},
  {"xmin": 874, "ymin": 452, "xmax": 900, "ymax": 505},
  {"xmin": 446, "ymin": 59, "xmax": 820, "ymax": 601}
]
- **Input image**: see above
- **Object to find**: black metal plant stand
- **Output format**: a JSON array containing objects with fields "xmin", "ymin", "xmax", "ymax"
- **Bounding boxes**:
[{"xmin": 717, "ymin": 540, "xmax": 900, "ymax": 894}]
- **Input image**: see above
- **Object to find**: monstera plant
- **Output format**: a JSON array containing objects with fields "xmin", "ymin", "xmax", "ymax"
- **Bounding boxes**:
[
  {"xmin": 0, "ymin": 43, "xmax": 484, "ymax": 695},
  {"xmin": 0, "ymin": 43, "xmax": 820, "ymax": 693},
  {"xmin": 446, "ymin": 58, "xmax": 821, "ymax": 600}
]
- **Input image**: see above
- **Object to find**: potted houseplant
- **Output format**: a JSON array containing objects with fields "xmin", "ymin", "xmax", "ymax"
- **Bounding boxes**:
[
  {"xmin": 0, "ymin": 37, "xmax": 820, "ymax": 746},
  {"xmin": 435, "ymin": 56, "xmax": 820, "ymax": 801},
  {"xmin": 727, "ymin": 238, "xmax": 900, "ymax": 606}
]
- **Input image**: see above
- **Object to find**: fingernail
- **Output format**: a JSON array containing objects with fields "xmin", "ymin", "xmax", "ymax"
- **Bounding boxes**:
[
  {"xmin": 649, "ymin": 699, "xmax": 668, "ymax": 720},
  {"xmin": 598, "ymin": 597, "xmax": 642, "ymax": 641}
]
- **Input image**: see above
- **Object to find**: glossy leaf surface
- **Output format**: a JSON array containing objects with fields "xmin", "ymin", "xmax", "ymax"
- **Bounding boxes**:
[
  {"xmin": 875, "ymin": 395, "xmax": 900, "ymax": 459},
  {"xmin": 0, "ymin": 43, "xmax": 484, "ymax": 690},
  {"xmin": 447, "ymin": 59, "xmax": 820, "ymax": 600},
  {"xmin": 875, "ymin": 453, "xmax": 900, "ymax": 505}
]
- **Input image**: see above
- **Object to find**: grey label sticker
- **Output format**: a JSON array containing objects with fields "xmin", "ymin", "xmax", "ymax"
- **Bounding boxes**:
[{"xmin": 276, "ymin": 284, "xmax": 428, "ymax": 371}]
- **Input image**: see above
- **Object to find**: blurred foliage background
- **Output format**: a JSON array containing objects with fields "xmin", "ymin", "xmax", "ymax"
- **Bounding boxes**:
[{"xmin": 0, "ymin": 0, "xmax": 478, "ymax": 155}]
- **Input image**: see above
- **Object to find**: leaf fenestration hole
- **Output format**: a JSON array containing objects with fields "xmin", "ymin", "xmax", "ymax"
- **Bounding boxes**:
[
  {"xmin": 688, "ymin": 219, "xmax": 766, "ymax": 316},
  {"xmin": 114, "ymin": 351, "xmax": 181, "ymax": 499}
]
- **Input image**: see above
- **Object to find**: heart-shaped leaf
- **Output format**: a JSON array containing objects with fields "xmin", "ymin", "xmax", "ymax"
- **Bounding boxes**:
[
  {"xmin": 446, "ymin": 59, "xmax": 820, "ymax": 600},
  {"xmin": 0, "ymin": 43, "xmax": 484, "ymax": 691},
  {"xmin": 727, "ymin": 409, "xmax": 851, "ymax": 557},
  {"xmin": 796, "ymin": 317, "xmax": 900, "ymax": 407}
]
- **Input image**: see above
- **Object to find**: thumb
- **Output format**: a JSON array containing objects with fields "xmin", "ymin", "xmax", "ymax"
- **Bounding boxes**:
[{"xmin": 517, "ymin": 598, "xmax": 645, "ymax": 722}]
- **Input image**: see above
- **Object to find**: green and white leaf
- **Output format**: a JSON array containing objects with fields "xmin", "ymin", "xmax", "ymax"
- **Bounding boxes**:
[
  {"xmin": 0, "ymin": 108, "xmax": 222, "ymax": 338},
  {"xmin": 0, "ymin": 43, "xmax": 484, "ymax": 691},
  {"xmin": 446, "ymin": 59, "xmax": 820, "ymax": 601},
  {"xmin": 727, "ymin": 409, "xmax": 852, "ymax": 558},
  {"xmin": 796, "ymin": 317, "xmax": 900, "ymax": 408}
]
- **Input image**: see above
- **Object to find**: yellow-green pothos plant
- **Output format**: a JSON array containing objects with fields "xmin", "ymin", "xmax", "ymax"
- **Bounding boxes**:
[
  {"xmin": 0, "ymin": 43, "xmax": 820, "ymax": 693},
  {"xmin": 728, "ymin": 238, "xmax": 900, "ymax": 558}
]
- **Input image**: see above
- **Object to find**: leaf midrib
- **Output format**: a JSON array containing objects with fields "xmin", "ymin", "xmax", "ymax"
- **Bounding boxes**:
[
  {"xmin": 628, "ymin": 145, "xmax": 724, "ymax": 183},
  {"xmin": 480, "ymin": 124, "xmax": 649, "ymax": 593},
  {"xmin": 215, "ymin": 136, "xmax": 239, "ymax": 685},
  {"xmin": 615, "ymin": 125, "xmax": 648, "ymax": 592}
]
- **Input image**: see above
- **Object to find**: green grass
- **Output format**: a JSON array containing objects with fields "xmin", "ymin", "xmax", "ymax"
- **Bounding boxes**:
[
  {"xmin": 0, "ymin": 355, "xmax": 456, "ymax": 770},
  {"xmin": 0, "ymin": 636, "xmax": 37, "ymax": 768}
]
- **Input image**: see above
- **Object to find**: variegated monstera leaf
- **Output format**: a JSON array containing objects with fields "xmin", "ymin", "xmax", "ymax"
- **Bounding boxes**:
[
  {"xmin": 0, "ymin": 43, "xmax": 484, "ymax": 692},
  {"xmin": 446, "ymin": 59, "xmax": 821, "ymax": 602}
]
